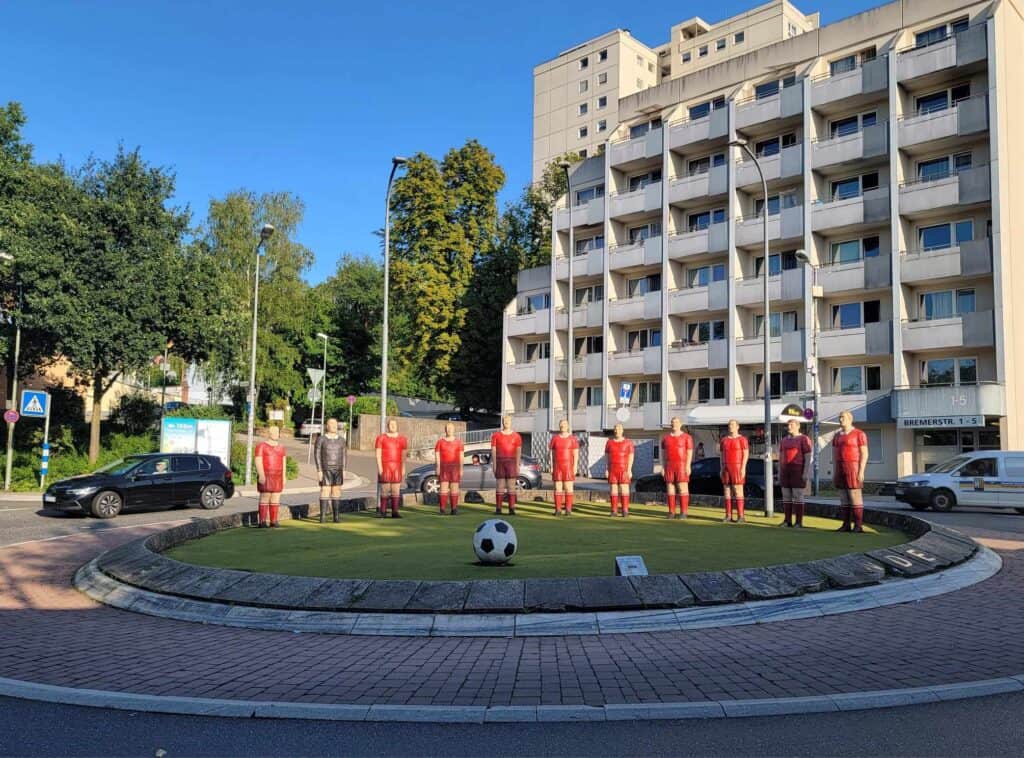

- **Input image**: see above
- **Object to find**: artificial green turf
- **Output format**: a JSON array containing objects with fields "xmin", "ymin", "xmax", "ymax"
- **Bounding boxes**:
[{"xmin": 166, "ymin": 500, "xmax": 909, "ymax": 580}]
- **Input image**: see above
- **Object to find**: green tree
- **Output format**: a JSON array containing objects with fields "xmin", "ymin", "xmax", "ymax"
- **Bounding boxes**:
[{"xmin": 316, "ymin": 254, "xmax": 384, "ymax": 396}]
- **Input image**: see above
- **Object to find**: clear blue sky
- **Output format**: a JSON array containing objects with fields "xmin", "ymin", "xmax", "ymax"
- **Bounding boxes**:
[{"xmin": 2, "ymin": 0, "xmax": 879, "ymax": 284}]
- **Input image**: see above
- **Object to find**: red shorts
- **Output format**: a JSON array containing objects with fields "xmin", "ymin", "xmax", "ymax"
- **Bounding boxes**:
[
  {"xmin": 439, "ymin": 462, "xmax": 461, "ymax": 483},
  {"xmin": 780, "ymin": 465, "xmax": 806, "ymax": 489},
  {"xmin": 378, "ymin": 464, "xmax": 403, "ymax": 484},
  {"xmin": 258, "ymin": 472, "xmax": 284, "ymax": 494},
  {"xmin": 494, "ymin": 457, "xmax": 518, "ymax": 480},
  {"xmin": 834, "ymin": 461, "xmax": 863, "ymax": 490},
  {"xmin": 607, "ymin": 467, "xmax": 630, "ymax": 485},
  {"xmin": 553, "ymin": 463, "xmax": 575, "ymax": 482},
  {"xmin": 720, "ymin": 464, "xmax": 745, "ymax": 486},
  {"xmin": 663, "ymin": 465, "xmax": 689, "ymax": 484}
]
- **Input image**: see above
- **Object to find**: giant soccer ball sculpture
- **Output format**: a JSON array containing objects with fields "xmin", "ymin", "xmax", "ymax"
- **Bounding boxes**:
[{"xmin": 473, "ymin": 519, "xmax": 518, "ymax": 565}]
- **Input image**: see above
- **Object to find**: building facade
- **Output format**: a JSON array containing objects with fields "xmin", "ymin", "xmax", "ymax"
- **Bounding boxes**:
[{"xmin": 505, "ymin": 0, "xmax": 1024, "ymax": 481}]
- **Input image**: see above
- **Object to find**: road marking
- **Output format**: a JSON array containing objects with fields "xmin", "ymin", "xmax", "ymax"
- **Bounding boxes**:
[
  {"xmin": 0, "ymin": 508, "xmax": 31, "ymax": 513},
  {"xmin": 0, "ymin": 519, "xmax": 192, "ymax": 551}
]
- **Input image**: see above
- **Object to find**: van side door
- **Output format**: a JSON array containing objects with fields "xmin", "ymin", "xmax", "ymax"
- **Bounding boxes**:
[{"xmin": 998, "ymin": 455, "xmax": 1024, "ymax": 508}]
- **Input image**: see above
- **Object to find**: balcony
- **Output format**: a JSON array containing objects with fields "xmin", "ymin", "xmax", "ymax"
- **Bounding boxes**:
[
  {"xmin": 817, "ymin": 254, "xmax": 892, "ymax": 294},
  {"xmin": 554, "ymin": 301, "xmax": 603, "ymax": 330},
  {"xmin": 735, "ymin": 267, "xmax": 804, "ymax": 306},
  {"xmin": 505, "ymin": 358, "xmax": 550, "ymax": 385},
  {"xmin": 554, "ymin": 248, "xmax": 604, "ymax": 281},
  {"xmin": 735, "ymin": 144, "xmax": 803, "ymax": 189},
  {"xmin": 668, "ymin": 108, "xmax": 728, "ymax": 151},
  {"xmin": 608, "ymin": 236, "xmax": 662, "ymax": 271},
  {"xmin": 735, "ymin": 330, "xmax": 804, "ymax": 366},
  {"xmin": 510, "ymin": 409, "xmax": 546, "ymax": 434},
  {"xmin": 668, "ymin": 165, "xmax": 727, "ymax": 204},
  {"xmin": 668, "ymin": 339, "xmax": 728, "ymax": 371},
  {"xmin": 554, "ymin": 196, "xmax": 605, "ymax": 231},
  {"xmin": 667, "ymin": 222, "xmax": 728, "ymax": 259},
  {"xmin": 734, "ymin": 204, "xmax": 803, "ymax": 248},
  {"xmin": 810, "ymin": 57, "xmax": 888, "ymax": 112},
  {"xmin": 814, "ymin": 391, "xmax": 893, "ymax": 424},
  {"xmin": 891, "ymin": 382, "xmax": 1006, "ymax": 426},
  {"xmin": 735, "ymin": 84, "xmax": 803, "ymax": 131},
  {"xmin": 608, "ymin": 183, "xmax": 662, "ymax": 220},
  {"xmin": 896, "ymin": 24, "xmax": 987, "ymax": 84},
  {"xmin": 605, "ymin": 402, "xmax": 662, "ymax": 431},
  {"xmin": 811, "ymin": 123, "xmax": 888, "ymax": 172},
  {"xmin": 609, "ymin": 127, "xmax": 664, "ymax": 170},
  {"xmin": 901, "ymin": 310, "xmax": 995, "ymax": 353},
  {"xmin": 506, "ymin": 309, "xmax": 549, "ymax": 337},
  {"xmin": 575, "ymin": 352, "xmax": 604, "ymax": 381},
  {"xmin": 811, "ymin": 187, "xmax": 890, "ymax": 233},
  {"xmin": 899, "ymin": 165, "xmax": 990, "ymax": 218},
  {"xmin": 898, "ymin": 94, "xmax": 988, "ymax": 152},
  {"xmin": 608, "ymin": 291, "xmax": 661, "ymax": 323},
  {"xmin": 607, "ymin": 346, "xmax": 662, "ymax": 376},
  {"xmin": 563, "ymin": 406, "xmax": 604, "ymax": 432},
  {"xmin": 668, "ymin": 280, "xmax": 728, "ymax": 314},
  {"xmin": 817, "ymin": 321, "xmax": 893, "ymax": 358},
  {"xmin": 899, "ymin": 240, "xmax": 992, "ymax": 285}
]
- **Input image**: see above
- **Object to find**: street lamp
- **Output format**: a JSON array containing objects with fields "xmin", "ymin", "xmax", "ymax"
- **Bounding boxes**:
[
  {"xmin": 557, "ymin": 159, "xmax": 574, "ymax": 431},
  {"xmin": 1, "ymin": 251, "xmax": 19, "ymax": 492},
  {"xmin": 794, "ymin": 248, "xmax": 821, "ymax": 495},
  {"xmin": 317, "ymin": 332, "xmax": 329, "ymax": 433},
  {"xmin": 243, "ymin": 223, "xmax": 275, "ymax": 486},
  {"xmin": 729, "ymin": 138, "xmax": 774, "ymax": 518},
  {"xmin": 381, "ymin": 156, "xmax": 408, "ymax": 433}
]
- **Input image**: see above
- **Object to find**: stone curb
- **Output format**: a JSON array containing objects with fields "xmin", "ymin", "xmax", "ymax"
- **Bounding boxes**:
[
  {"xmin": 2, "ymin": 672, "xmax": 1021, "ymax": 723},
  {"xmin": 73, "ymin": 546, "xmax": 1001, "ymax": 637}
]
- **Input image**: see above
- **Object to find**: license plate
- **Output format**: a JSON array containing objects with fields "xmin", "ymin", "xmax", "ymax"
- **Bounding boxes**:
[{"xmin": 44, "ymin": 494, "xmax": 56, "ymax": 503}]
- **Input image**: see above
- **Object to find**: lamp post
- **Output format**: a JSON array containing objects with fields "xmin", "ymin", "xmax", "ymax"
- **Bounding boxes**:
[
  {"xmin": 317, "ymin": 332, "xmax": 329, "ymax": 432},
  {"xmin": 381, "ymin": 157, "xmax": 408, "ymax": 432},
  {"xmin": 243, "ymin": 223, "xmax": 275, "ymax": 487},
  {"xmin": 795, "ymin": 248, "xmax": 821, "ymax": 495},
  {"xmin": 557, "ymin": 160, "xmax": 574, "ymax": 431},
  {"xmin": 1, "ymin": 251, "xmax": 18, "ymax": 493},
  {"xmin": 729, "ymin": 138, "xmax": 774, "ymax": 518}
]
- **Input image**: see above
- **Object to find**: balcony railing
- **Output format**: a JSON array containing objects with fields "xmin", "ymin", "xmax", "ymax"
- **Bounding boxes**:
[{"xmin": 898, "ymin": 163, "xmax": 988, "ymax": 188}]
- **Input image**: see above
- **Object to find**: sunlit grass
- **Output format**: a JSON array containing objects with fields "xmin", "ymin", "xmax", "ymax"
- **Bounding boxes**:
[{"xmin": 166, "ymin": 500, "xmax": 907, "ymax": 580}]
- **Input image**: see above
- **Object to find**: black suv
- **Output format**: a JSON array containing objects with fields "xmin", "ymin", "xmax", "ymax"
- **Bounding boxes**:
[
  {"xmin": 634, "ymin": 456, "xmax": 781, "ymax": 499},
  {"xmin": 43, "ymin": 453, "xmax": 235, "ymax": 518}
]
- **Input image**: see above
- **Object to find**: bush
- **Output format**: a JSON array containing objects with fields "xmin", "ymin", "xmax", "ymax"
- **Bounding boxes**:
[
  {"xmin": 167, "ymin": 404, "xmax": 233, "ymax": 420},
  {"xmin": 322, "ymin": 396, "xmax": 399, "ymax": 427},
  {"xmin": 109, "ymin": 393, "xmax": 160, "ymax": 435}
]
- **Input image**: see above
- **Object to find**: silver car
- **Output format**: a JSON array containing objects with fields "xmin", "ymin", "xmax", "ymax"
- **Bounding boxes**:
[{"xmin": 405, "ymin": 452, "xmax": 543, "ymax": 494}]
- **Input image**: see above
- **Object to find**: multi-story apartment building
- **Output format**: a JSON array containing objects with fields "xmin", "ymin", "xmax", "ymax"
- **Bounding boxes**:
[{"xmin": 504, "ymin": 0, "xmax": 1024, "ymax": 481}]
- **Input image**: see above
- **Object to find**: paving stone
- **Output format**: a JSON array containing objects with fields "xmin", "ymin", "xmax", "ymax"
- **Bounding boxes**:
[
  {"xmin": 577, "ymin": 576, "xmax": 644, "ymax": 611},
  {"xmin": 350, "ymin": 580, "xmax": 421, "ymax": 611},
  {"xmin": 253, "ymin": 576, "xmax": 333, "ymax": 608},
  {"xmin": 769, "ymin": 563, "xmax": 830, "ymax": 593},
  {"xmin": 405, "ymin": 582, "xmax": 470, "ymax": 612},
  {"xmin": 430, "ymin": 614, "xmax": 515, "ymax": 636},
  {"xmin": 890, "ymin": 542, "xmax": 953, "ymax": 570},
  {"xmin": 514, "ymin": 613, "xmax": 599, "ymax": 636},
  {"xmin": 137, "ymin": 562, "xmax": 208, "ymax": 595},
  {"xmin": 927, "ymin": 524, "xmax": 976, "ymax": 547},
  {"xmin": 725, "ymin": 567, "xmax": 800, "ymax": 600},
  {"xmin": 913, "ymin": 532, "xmax": 976, "ymax": 563},
  {"xmin": 628, "ymin": 574, "xmax": 695, "ymax": 608},
  {"xmin": 301, "ymin": 579, "xmax": 373, "ymax": 610},
  {"xmin": 212, "ymin": 573, "xmax": 291, "ymax": 604},
  {"xmin": 173, "ymin": 568, "xmax": 252, "ymax": 599},
  {"xmin": 463, "ymin": 580, "xmax": 525, "ymax": 612},
  {"xmin": 809, "ymin": 554, "xmax": 885, "ymax": 588},
  {"xmin": 524, "ymin": 578, "xmax": 583, "ymax": 611},
  {"xmin": 678, "ymin": 572, "xmax": 745, "ymax": 605},
  {"xmin": 867, "ymin": 548, "xmax": 937, "ymax": 577}
]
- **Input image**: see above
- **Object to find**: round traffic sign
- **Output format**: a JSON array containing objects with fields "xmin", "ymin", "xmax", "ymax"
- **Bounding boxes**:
[
  {"xmin": 803, "ymin": 407, "xmax": 816, "ymax": 420},
  {"xmin": 347, "ymin": 395, "xmax": 357, "ymax": 405},
  {"xmin": 3, "ymin": 410, "xmax": 19, "ymax": 424},
  {"xmin": 615, "ymin": 407, "xmax": 631, "ymax": 422}
]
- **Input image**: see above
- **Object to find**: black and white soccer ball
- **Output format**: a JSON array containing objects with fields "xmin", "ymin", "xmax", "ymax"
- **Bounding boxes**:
[{"xmin": 473, "ymin": 519, "xmax": 518, "ymax": 565}]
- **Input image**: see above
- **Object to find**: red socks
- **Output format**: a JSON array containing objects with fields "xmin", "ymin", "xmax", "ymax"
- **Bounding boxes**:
[
  {"xmin": 783, "ymin": 500, "xmax": 793, "ymax": 525},
  {"xmin": 610, "ymin": 495, "xmax": 620, "ymax": 515},
  {"xmin": 565, "ymin": 493, "xmax": 574, "ymax": 514},
  {"xmin": 667, "ymin": 494, "xmax": 676, "ymax": 516},
  {"xmin": 269, "ymin": 504, "xmax": 279, "ymax": 524},
  {"xmin": 680, "ymin": 494, "xmax": 689, "ymax": 516},
  {"xmin": 439, "ymin": 493, "xmax": 449, "ymax": 514},
  {"xmin": 621, "ymin": 494, "xmax": 629, "ymax": 516},
  {"xmin": 508, "ymin": 493, "xmax": 516, "ymax": 513},
  {"xmin": 258, "ymin": 504, "xmax": 269, "ymax": 525},
  {"xmin": 450, "ymin": 492, "xmax": 459, "ymax": 511},
  {"xmin": 841, "ymin": 505, "xmax": 852, "ymax": 529},
  {"xmin": 795, "ymin": 501, "xmax": 805, "ymax": 526},
  {"xmin": 379, "ymin": 495, "xmax": 388, "ymax": 516},
  {"xmin": 724, "ymin": 497, "xmax": 733, "ymax": 520},
  {"xmin": 853, "ymin": 506, "xmax": 864, "ymax": 531},
  {"xmin": 390, "ymin": 496, "xmax": 400, "ymax": 516},
  {"xmin": 736, "ymin": 498, "xmax": 745, "ymax": 519},
  {"xmin": 554, "ymin": 493, "xmax": 563, "ymax": 514}
]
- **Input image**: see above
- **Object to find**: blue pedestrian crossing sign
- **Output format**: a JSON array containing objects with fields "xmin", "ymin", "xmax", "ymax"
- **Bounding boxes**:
[{"xmin": 20, "ymin": 390, "xmax": 49, "ymax": 418}]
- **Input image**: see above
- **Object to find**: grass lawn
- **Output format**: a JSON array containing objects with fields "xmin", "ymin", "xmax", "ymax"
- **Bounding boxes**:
[{"xmin": 166, "ymin": 500, "xmax": 908, "ymax": 581}]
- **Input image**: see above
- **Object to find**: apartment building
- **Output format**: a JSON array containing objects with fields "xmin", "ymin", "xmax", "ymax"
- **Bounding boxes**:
[{"xmin": 504, "ymin": 0, "xmax": 1024, "ymax": 480}]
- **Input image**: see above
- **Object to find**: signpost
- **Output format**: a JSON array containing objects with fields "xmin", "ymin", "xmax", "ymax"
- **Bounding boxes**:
[
  {"xmin": 19, "ymin": 390, "xmax": 51, "ymax": 487},
  {"xmin": 347, "ymin": 394, "xmax": 356, "ymax": 446},
  {"xmin": 306, "ymin": 367, "xmax": 326, "ymax": 463}
]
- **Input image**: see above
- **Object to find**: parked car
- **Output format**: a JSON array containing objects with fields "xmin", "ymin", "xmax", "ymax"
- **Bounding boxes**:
[
  {"xmin": 42, "ymin": 453, "xmax": 235, "ymax": 519},
  {"xmin": 406, "ymin": 452, "xmax": 543, "ymax": 494},
  {"xmin": 297, "ymin": 419, "xmax": 323, "ymax": 437},
  {"xmin": 894, "ymin": 450, "xmax": 1024, "ymax": 513},
  {"xmin": 634, "ymin": 456, "xmax": 781, "ymax": 499}
]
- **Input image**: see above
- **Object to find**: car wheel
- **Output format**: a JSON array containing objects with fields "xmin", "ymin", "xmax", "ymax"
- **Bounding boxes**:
[
  {"xmin": 929, "ymin": 488, "xmax": 956, "ymax": 512},
  {"xmin": 91, "ymin": 490, "xmax": 123, "ymax": 519},
  {"xmin": 516, "ymin": 476, "xmax": 531, "ymax": 491},
  {"xmin": 909, "ymin": 503, "xmax": 930, "ymax": 511},
  {"xmin": 421, "ymin": 476, "xmax": 440, "ymax": 495},
  {"xmin": 199, "ymin": 484, "xmax": 226, "ymax": 510}
]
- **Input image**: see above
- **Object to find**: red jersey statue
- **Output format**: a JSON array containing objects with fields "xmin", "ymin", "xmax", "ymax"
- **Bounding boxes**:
[
  {"xmin": 491, "ymin": 417, "xmax": 523, "ymax": 515},
  {"xmin": 549, "ymin": 419, "xmax": 579, "ymax": 515},
  {"xmin": 719, "ymin": 420, "xmax": 749, "ymax": 522},
  {"xmin": 434, "ymin": 424, "xmax": 464, "ymax": 516},
  {"xmin": 375, "ymin": 419, "xmax": 408, "ymax": 518}
]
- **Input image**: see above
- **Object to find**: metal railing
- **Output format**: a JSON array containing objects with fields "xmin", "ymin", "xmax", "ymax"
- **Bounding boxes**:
[
  {"xmin": 898, "ymin": 163, "xmax": 987, "ymax": 188},
  {"xmin": 811, "ymin": 121, "xmax": 888, "ymax": 144},
  {"xmin": 409, "ymin": 426, "xmax": 502, "ymax": 451},
  {"xmin": 810, "ymin": 54, "xmax": 887, "ymax": 82},
  {"xmin": 897, "ymin": 93, "xmax": 986, "ymax": 122},
  {"xmin": 896, "ymin": 22, "xmax": 985, "ymax": 55}
]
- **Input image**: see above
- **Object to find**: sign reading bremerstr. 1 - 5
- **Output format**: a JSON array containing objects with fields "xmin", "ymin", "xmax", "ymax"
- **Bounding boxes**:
[{"xmin": 160, "ymin": 417, "xmax": 232, "ymax": 468}]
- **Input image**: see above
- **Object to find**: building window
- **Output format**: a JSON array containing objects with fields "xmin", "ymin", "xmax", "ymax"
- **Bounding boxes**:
[
  {"xmin": 915, "ymin": 83, "xmax": 970, "ymax": 116},
  {"xmin": 865, "ymin": 429, "xmax": 883, "ymax": 463},
  {"xmin": 687, "ymin": 376, "xmax": 726, "ymax": 403},
  {"xmin": 915, "ymin": 17, "xmax": 969, "ymax": 49},
  {"xmin": 524, "ymin": 341, "xmax": 550, "ymax": 361},
  {"xmin": 734, "ymin": 32, "xmax": 745, "ymax": 44},
  {"xmin": 754, "ymin": 133, "xmax": 797, "ymax": 157},
  {"xmin": 523, "ymin": 389, "xmax": 550, "ymax": 410},
  {"xmin": 627, "ymin": 221, "xmax": 661, "ymax": 244},
  {"xmin": 682, "ymin": 51, "xmax": 692, "ymax": 63},
  {"xmin": 754, "ymin": 370, "xmax": 799, "ymax": 399},
  {"xmin": 919, "ymin": 288, "xmax": 976, "ymax": 320},
  {"xmin": 636, "ymin": 54, "xmax": 644, "ymax": 66},
  {"xmin": 754, "ymin": 311, "xmax": 798, "ymax": 338},
  {"xmin": 830, "ymin": 171, "xmax": 879, "ymax": 201},
  {"xmin": 916, "ymin": 152, "xmax": 972, "ymax": 182},
  {"xmin": 698, "ymin": 45, "xmax": 708, "ymax": 57},
  {"xmin": 575, "ymin": 335, "xmax": 604, "ymax": 356},
  {"xmin": 830, "ymin": 300, "xmax": 881, "ymax": 329},
  {"xmin": 597, "ymin": 95, "xmax": 607, "ymax": 109},
  {"xmin": 578, "ymin": 149, "xmax": 587, "ymax": 159},
  {"xmin": 597, "ymin": 119, "xmax": 607, "ymax": 133},
  {"xmin": 753, "ymin": 191, "xmax": 799, "ymax": 218},
  {"xmin": 598, "ymin": 49, "xmax": 608, "ymax": 62},
  {"xmin": 788, "ymin": 23, "xmax": 799, "ymax": 37},
  {"xmin": 578, "ymin": 103, "xmax": 588, "ymax": 116},
  {"xmin": 829, "ymin": 111, "xmax": 877, "ymax": 139},
  {"xmin": 628, "ymin": 169, "xmax": 661, "ymax": 192},
  {"xmin": 648, "ymin": 62, "xmax": 654, "ymax": 72},
  {"xmin": 832, "ymin": 365, "xmax": 882, "ymax": 394},
  {"xmin": 686, "ymin": 320, "xmax": 726, "ymax": 344},
  {"xmin": 626, "ymin": 327, "xmax": 662, "ymax": 350},
  {"xmin": 754, "ymin": 74, "xmax": 796, "ymax": 100},
  {"xmin": 628, "ymin": 117, "xmax": 662, "ymax": 138},
  {"xmin": 830, "ymin": 236, "xmax": 880, "ymax": 264},
  {"xmin": 573, "ymin": 386, "xmax": 603, "ymax": 409},
  {"xmin": 578, "ymin": 80, "xmax": 589, "ymax": 94},
  {"xmin": 574, "ymin": 235, "xmax": 604, "ymax": 256},
  {"xmin": 574, "ymin": 184, "xmax": 604, "ymax": 205},
  {"xmin": 920, "ymin": 357, "xmax": 977, "ymax": 386},
  {"xmin": 687, "ymin": 263, "xmax": 726, "ymax": 287},
  {"xmin": 579, "ymin": 56, "xmax": 589, "ymax": 70},
  {"xmin": 578, "ymin": 126, "xmax": 588, "ymax": 139},
  {"xmin": 917, "ymin": 220, "xmax": 973, "ymax": 252},
  {"xmin": 626, "ymin": 273, "xmax": 662, "ymax": 298},
  {"xmin": 688, "ymin": 96, "xmax": 725, "ymax": 120},
  {"xmin": 687, "ymin": 153, "xmax": 726, "ymax": 175},
  {"xmin": 754, "ymin": 251, "xmax": 799, "ymax": 277},
  {"xmin": 632, "ymin": 381, "xmax": 662, "ymax": 405},
  {"xmin": 598, "ymin": 72, "xmax": 608, "ymax": 85},
  {"xmin": 687, "ymin": 208, "xmax": 726, "ymax": 232},
  {"xmin": 520, "ymin": 292, "xmax": 550, "ymax": 314},
  {"xmin": 573, "ymin": 283, "xmax": 604, "ymax": 306}
]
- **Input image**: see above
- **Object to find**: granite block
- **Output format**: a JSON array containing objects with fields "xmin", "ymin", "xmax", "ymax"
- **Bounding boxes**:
[
  {"xmin": 463, "ymin": 580, "xmax": 525, "ymax": 612},
  {"xmin": 577, "ymin": 576, "xmax": 644, "ymax": 610},
  {"xmin": 726, "ymin": 567, "xmax": 800, "ymax": 600},
  {"xmin": 405, "ymin": 581, "xmax": 470, "ymax": 612},
  {"xmin": 212, "ymin": 573, "xmax": 292, "ymax": 604},
  {"xmin": 524, "ymin": 578, "xmax": 583, "ymax": 611},
  {"xmin": 913, "ymin": 532, "xmax": 976, "ymax": 563},
  {"xmin": 173, "ymin": 568, "xmax": 251, "ymax": 600},
  {"xmin": 254, "ymin": 576, "xmax": 333, "ymax": 608},
  {"xmin": 867, "ymin": 548, "xmax": 937, "ymax": 577},
  {"xmin": 679, "ymin": 572, "xmax": 746, "ymax": 605},
  {"xmin": 349, "ymin": 580, "xmax": 421, "ymax": 611},
  {"xmin": 890, "ymin": 542, "xmax": 953, "ymax": 570},
  {"xmin": 297, "ymin": 579, "xmax": 372, "ymax": 610},
  {"xmin": 628, "ymin": 574, "xmax": 695, "ymax": 608},
  {"xmin": 770, "ymin": 563, "xmax": 830, "ymax": 593}
]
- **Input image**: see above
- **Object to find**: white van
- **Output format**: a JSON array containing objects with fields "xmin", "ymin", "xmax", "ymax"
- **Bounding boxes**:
[{"xmin": 895, "ymin": 451, "xmax": 1024, "ymax": 513}]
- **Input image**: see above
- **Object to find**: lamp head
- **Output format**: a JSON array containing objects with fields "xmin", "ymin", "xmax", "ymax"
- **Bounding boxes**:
[
  {"xmin": 316, "ymin": 332, "xmax": 329, "ymax": 341},
  {"xmin": 259, "ymin": 224, "xmax": 275, "ymax": 242},
  {"xmin": 0, "ymin": 251, "xmax": 13, "ymax": 263},
  {"xmin": 392, "ymin": 156, "xmax": 408, "ymax": 166},
  {"xmin": 556, "ymin": 160, "xmax": 572, "ymax": 172},
  {"xmin": 728, "ymin": 138, "xmax": 749, "ymax": 148},
  {"xmin": 794, "ymin": 249, "xmax": 811, "ymax": 264}
]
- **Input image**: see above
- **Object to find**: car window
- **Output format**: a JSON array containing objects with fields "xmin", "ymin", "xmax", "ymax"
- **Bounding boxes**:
[
  {"xmin": 172, "ymin": 456, "xmax": 201, "ymax": 473},
  {"xmin": 1005, "ymin": 457, "xmax": 1024, "ymax": 478},
  {"xmin": 959, "ymin": 457, "xmax": 997, "ymax": 477},
  {"xmin": 198, "ymin": 457, "xmax": 212, "ymax": 471},
  {"xmin": 692, "ymin": 458, "xmax": 717, "ymax": 474},
  {"xmin": 931, "ymin": 455, "xmax": 970, "ymax": 474},
  {"xmin": 136, "ymin": 458, "xmax": 172, "ymax": 476}
]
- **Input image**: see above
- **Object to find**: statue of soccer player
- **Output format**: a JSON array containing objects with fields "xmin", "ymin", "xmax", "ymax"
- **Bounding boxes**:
[
  {"xmin": 490, "ymin": 415, "xmax": 522, "ymax": 516},
  {"xmin": 605, "ymin": 423, "xmax": 634, "ymax": 517},
  {"xmin": 314, "ymin": 417, "xmax": 347, "ymax": 523},
  {"xmin": 255, "ymin": 425, "xmax": 287, "ymax": 528},
  {"xmin": 374, "ymin": 418, "xmax": 408, "ymax": 519},
  {"xmin": 549, "ymin": 418, "xmax": 579, "ymax": 516},
  {"xmin": 661, "ymin": 416, "xmax": 694, "ymax": 519},
  {"xmin": 719, "ymin": 419, "xmax": 749, "ymax": 523},
  {"xmin": 779, "ymin": 418, "xmax": 812, "ymax": 528},
  {"xmin": 435, "ymin": 422, "xmax": 464, "ymax": 515},
  {"xmin": 832, "ymin": 410, "xmax": 869, "ymax": 533}
]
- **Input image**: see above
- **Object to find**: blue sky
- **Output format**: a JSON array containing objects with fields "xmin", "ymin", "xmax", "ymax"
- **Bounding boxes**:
[{"xmin": 3, "ymin": 0, "xmax": 879, "ymax": 284}]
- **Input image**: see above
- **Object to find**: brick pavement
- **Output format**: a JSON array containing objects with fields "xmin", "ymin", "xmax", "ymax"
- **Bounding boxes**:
[{"xmin": 0, "ymin": 525, "xmax": 1022, "ymax": 707}]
